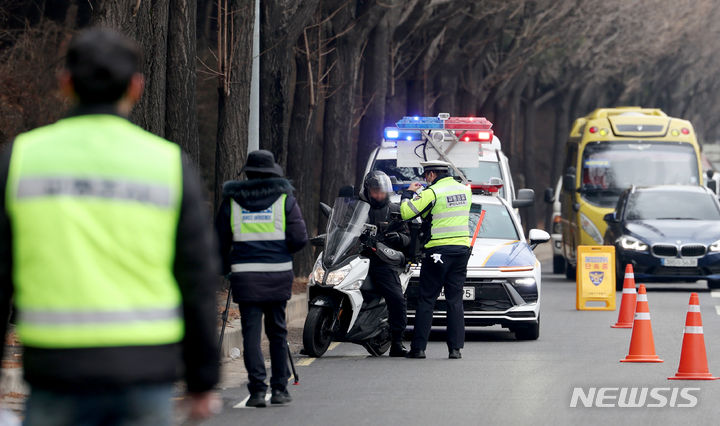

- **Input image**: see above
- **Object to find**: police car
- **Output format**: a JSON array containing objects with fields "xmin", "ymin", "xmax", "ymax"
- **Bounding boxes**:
[
  {"xmin": 364, "ymin": 126, "xmax": 521, "ymax": 207},
  {"xmin": 405, "ymin": 185, "xmax": 549, "ymax": 340}
]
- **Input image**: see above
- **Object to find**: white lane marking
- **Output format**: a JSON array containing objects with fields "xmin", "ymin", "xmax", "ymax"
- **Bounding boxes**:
[
  {"xmin": 711, "ymin": 291, "xmax": 720, "ymax": 298},
  {"xmin": 233, "ymin": 393, "xmax": 271, "ymax": 409},
  {"xmin": 715, "ymin": 305, "xmax": 720, "ymax": 316}
]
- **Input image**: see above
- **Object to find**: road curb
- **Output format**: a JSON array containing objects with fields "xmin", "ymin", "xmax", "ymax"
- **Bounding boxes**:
[{"xmin": 219, "ymin": 292, "xmax": 307, "ymax": 359}]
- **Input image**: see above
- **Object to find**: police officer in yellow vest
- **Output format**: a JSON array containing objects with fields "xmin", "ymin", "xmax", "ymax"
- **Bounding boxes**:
[
  {"xmin": 215, "ymin": 150, "xmax": 308, "ymax": 407},
  {"xmin": 0, "ymin": 29, "xmax": 220, "ymax": 424},
  {"xmin": 400, "ymin": 161, "xmax": 471, "ymax": 359}
]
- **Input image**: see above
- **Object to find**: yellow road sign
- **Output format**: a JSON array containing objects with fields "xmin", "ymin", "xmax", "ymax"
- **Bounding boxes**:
[{"xmin": 576, "ymin": 245, "xmax": 616, "ymax": 311}]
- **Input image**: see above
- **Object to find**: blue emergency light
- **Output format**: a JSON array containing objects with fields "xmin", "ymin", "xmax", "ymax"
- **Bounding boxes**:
[
  {"xmin": 396, "ymin": 116, "xmax": 444, "ymax": 129},
  {"xmin": 383, "ymin": 127, "xmax": 423, "ymax": 141}
]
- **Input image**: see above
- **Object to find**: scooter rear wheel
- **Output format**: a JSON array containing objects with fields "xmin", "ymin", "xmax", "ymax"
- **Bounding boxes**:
[{"xmin": 302, "ymin": 306, "xmax": 333, "ymax": 357}]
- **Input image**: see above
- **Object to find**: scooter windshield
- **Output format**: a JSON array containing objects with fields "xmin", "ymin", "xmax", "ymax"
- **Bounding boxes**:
[{"xmin": 323, "ymin": 197, "xmax": 370, "ymax": 269}]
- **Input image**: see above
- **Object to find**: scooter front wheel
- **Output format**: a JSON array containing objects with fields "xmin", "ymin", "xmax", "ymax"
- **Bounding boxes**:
[{"xmin": 302, "ymin": 306, "xmax": 334, "ymax": 357}]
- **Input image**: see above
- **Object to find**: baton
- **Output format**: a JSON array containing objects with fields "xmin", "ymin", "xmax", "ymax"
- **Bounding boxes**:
[
  {"xmin": 288, "ymin": 342, "xmax": 299, "ymax": 385},
  {"xmin": 470, "ymin": 209, "xmax": 487, "ymax": 250},
  {"xmin": 218, "ymin": 285, "xmax": 232, "ymax": 358}
]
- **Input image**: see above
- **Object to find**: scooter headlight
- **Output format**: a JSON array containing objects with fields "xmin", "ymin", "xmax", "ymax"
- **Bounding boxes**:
[
  {"xmin": 310, "ymin": 257, "xmax": 325, "ymax": 284},
  {"xmin": 325, "ymin": 264, "xmax": 352, "ymax": 286}
]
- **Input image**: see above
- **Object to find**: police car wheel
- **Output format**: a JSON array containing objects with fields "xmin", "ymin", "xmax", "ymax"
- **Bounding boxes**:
[{"xmin": 302, "ymin": 306, "xmax": 333, "ymax": 357}]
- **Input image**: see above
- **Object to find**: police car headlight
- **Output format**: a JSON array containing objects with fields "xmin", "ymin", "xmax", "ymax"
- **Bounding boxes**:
[
  {"xmin": 710, "ymin": 240, "xmax": 720, "ymax": 252},
  {"xmin": 618, "ymin": 236, "xmax": 648, "ymax": 252},
  {"xmin": 325, "ymin": 264, "xmax": 352, "ymax": 286},
  {"xmin": 579, "ymin": 212, "xmax": 603, "ymax": 244}
]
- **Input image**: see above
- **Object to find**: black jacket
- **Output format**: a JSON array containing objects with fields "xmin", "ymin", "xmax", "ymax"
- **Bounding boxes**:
[
  {"xmin": 0, "ymin": 111, "xmax": 220, "ymax": 393},
  {"xmin": 361, "ymin": 195, "xmax": 411, "ymax": 256},
  {"xmin": 215, "ymin": 177, "xmax": 308, "ymax": 302}
]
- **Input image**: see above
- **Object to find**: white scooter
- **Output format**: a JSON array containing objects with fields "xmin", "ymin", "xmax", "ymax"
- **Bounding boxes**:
[{"xmin": 302, "ymin": 196, "xmax": 412, "ymax": 357}]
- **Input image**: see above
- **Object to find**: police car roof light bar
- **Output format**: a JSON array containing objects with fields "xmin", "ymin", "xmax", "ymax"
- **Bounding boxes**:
[
  {"xmin": 383, "ymin": 127, "xmax": 423, "ymax": 141},
  {"xmin": 396, "ymin": 116, "xmax": 444, "ymax": 129}
]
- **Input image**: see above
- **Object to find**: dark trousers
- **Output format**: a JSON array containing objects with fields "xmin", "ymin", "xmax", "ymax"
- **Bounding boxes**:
[
  {"xmin": 24, "ymin": 384, "xmax": 173, "ymax": 426},
  {"xmin": 411, "ymin": 247, "xmax": 470, "ymax": 352},
  {"xmin": 368, "ymin": 261, "xmax": 407, "ymax": 342},
  {"xmin": 238, "ymin": 301, "xmax": 290, "ymax": 394}
]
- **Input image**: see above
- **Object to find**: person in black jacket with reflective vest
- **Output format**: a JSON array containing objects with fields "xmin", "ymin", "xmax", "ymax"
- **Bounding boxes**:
[
  {"xmin": 215, "ymin": 150, "xmax": 308, "ymax": 407},
  {"xmin": 360, "ymin": 171, "xmax": 411, "ymax": 357}
]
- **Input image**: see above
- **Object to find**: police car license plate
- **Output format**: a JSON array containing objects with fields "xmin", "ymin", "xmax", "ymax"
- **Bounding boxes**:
[
  {"xmin": 662, "ymin": 258, "xmax": 698, "ymax": 267},
  {"xmin": 437, "ymin": 287, "xmax": 475, "ymax": 301}
]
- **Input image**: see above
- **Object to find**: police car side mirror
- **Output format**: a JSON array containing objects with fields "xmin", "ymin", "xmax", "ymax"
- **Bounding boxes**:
[
  {"xmin": 528, "ymin": 229, "xmax": 550, "ymax": 249},
  {"xmin": 543, "ymin": 187, "xmax": 554, "ymax": 204},
  {"xmin": 512, "ymin": 188, "xmax": 535, "ymax": 208}
]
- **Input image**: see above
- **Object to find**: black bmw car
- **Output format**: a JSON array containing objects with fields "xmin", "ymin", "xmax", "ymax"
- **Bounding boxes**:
[{"xmin": 603, "ymin": 185, "xmax": 720, "ymax": 290}]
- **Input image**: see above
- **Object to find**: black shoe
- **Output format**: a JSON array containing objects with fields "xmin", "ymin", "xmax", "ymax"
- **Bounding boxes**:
[
  {"xmin": 449, "ymin": 348, "xmax": 462, "ymax": 359},
  {"xmin": 405, "ymin": 349, "xmax": 426, "ymax": 359},
  {"xmin": 389, "ymin": 342, "xmax": 409, "ymax": 357},
  {"xmin": 246, "ymin": 392, "xmax": 267, "ymax": 407},
  {"xmin": 271, "ymin": 388, "xmax": 292, "ymax": 405}
]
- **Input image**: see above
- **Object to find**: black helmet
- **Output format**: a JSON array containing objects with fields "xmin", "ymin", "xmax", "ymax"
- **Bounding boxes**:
[{"xmin": 363, "ymin": 171, "xmax": 393, "ymax": 208}]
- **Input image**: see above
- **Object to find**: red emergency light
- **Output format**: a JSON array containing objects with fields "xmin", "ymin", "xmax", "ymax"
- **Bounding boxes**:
[
  {"xmin": 444, "ymin": 117, "xmax": 493, "ymax": 131},
  {"xmin": 460, "ymin": 130, "xmax": 494, "ymax": 142},
  {"xmin": 470, "ymin": 182, "xmax": 503, "ymax": 194}
]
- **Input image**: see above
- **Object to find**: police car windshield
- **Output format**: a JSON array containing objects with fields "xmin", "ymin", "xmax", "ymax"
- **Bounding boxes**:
[
  {"xmin": 625, "ymin": 191, "xmax": 720, "ymax": 221},
  {"xmin": 460, "ymin": 162, "xmax": 505, "ymax": 198},
  {"xmin": 374, "ymin": 159, "xmax": 505, "ymax": 197},
  {"xmin": 469, "ymin": 203, "xmax": 519, "ymax": 240},
  {"xmin": 580, "ymin": 141, "xmax": 699, "ymax": 208}
]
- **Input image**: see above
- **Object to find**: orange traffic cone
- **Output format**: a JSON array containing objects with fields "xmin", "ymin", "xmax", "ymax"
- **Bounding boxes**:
[
  {"xmin": 621, "ymin": 285, "xmax": 663, "ymax": 363},
  {"xmin": 668, "ymin": 293, "xmax": 719, "ymax": 380},
  {"xmin": 612, "ymin": 264, "xmax": 637, "ymax": 328}
]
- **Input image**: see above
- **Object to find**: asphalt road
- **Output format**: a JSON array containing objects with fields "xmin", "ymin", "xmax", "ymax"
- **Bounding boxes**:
[{"xmin": 203, "ymin": 262, "xmax": 720, "ymax": 426}]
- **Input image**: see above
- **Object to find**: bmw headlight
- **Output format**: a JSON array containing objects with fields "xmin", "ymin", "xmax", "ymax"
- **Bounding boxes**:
[
  {"xmin": 618, "ymin": 236, "xmax": 648, "ymax": 252},
  {"xmin": 325, "ymin": 264, "xmax": 352, "ymax": 286},
  {"xmin": 579, "ymin": 212, "xmax": 603, "ymax": 244},
  {"xmin": 710, "ymin": 240, "xmax": 720, "ymax": 252}
]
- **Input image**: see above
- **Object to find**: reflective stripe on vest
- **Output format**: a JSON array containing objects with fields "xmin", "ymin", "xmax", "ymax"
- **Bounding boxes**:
[
  {"xmin": 231, "ymin": 194, "xmax": 287, "ymax": 242},
  {"xmin": 7, "ymin": 115, "xmax": 184, "ymax": 348},
  {"xmin": 427, "ymin": 177, "xmax": 471, "ymax": 246},
  {"xmin": 231, "ymin": 261, "xmax": 293, "ymax": 272}
]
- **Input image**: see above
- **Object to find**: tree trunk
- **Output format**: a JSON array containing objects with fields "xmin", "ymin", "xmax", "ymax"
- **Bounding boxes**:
[
  {"xmin": 93, "ymin": 0, "xmax": 169, "ymax": 136},
  {"xmin": 522, "ymin": 79, "xmax": 537, "ymax": 229},
  {"xmin": 166, "ymin": 0, "xmax": 199, "ymax": 163},
  {"xmin": 356, "ymin": 15, "xmax": 390, "ymax": 187},
  {"xmin": 213, "ymin": 0, "xmax": 254, "ymax": 209},
  {"xmin": 259, "ymin": 0, "xmax": 320, "ymax": 168}
]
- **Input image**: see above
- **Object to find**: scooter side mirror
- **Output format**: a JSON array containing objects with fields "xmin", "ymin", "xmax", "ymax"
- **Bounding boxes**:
[
  {"xmin": 319, "ymin": 202, "xmax": 332, "ymax": 218},
  {"xmin": 310, "ymin": 234, "xmax": 326, "ymax": 247}
]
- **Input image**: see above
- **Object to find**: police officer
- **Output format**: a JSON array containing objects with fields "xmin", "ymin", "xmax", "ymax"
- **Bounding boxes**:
[
  {"xmin": 0, "ymin": 28, "xmax": 220, "ymax": 424},
  {"xmin": 360, "ymin": 171, "xmax": 410, "ymax": 357},
  {"xmin": 400, "ymin": 161, "xmax": 471, "ymax": 359},
  {"xmin": 215, "ymin": 150, "xmax": 308, "ymax": 407}
]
